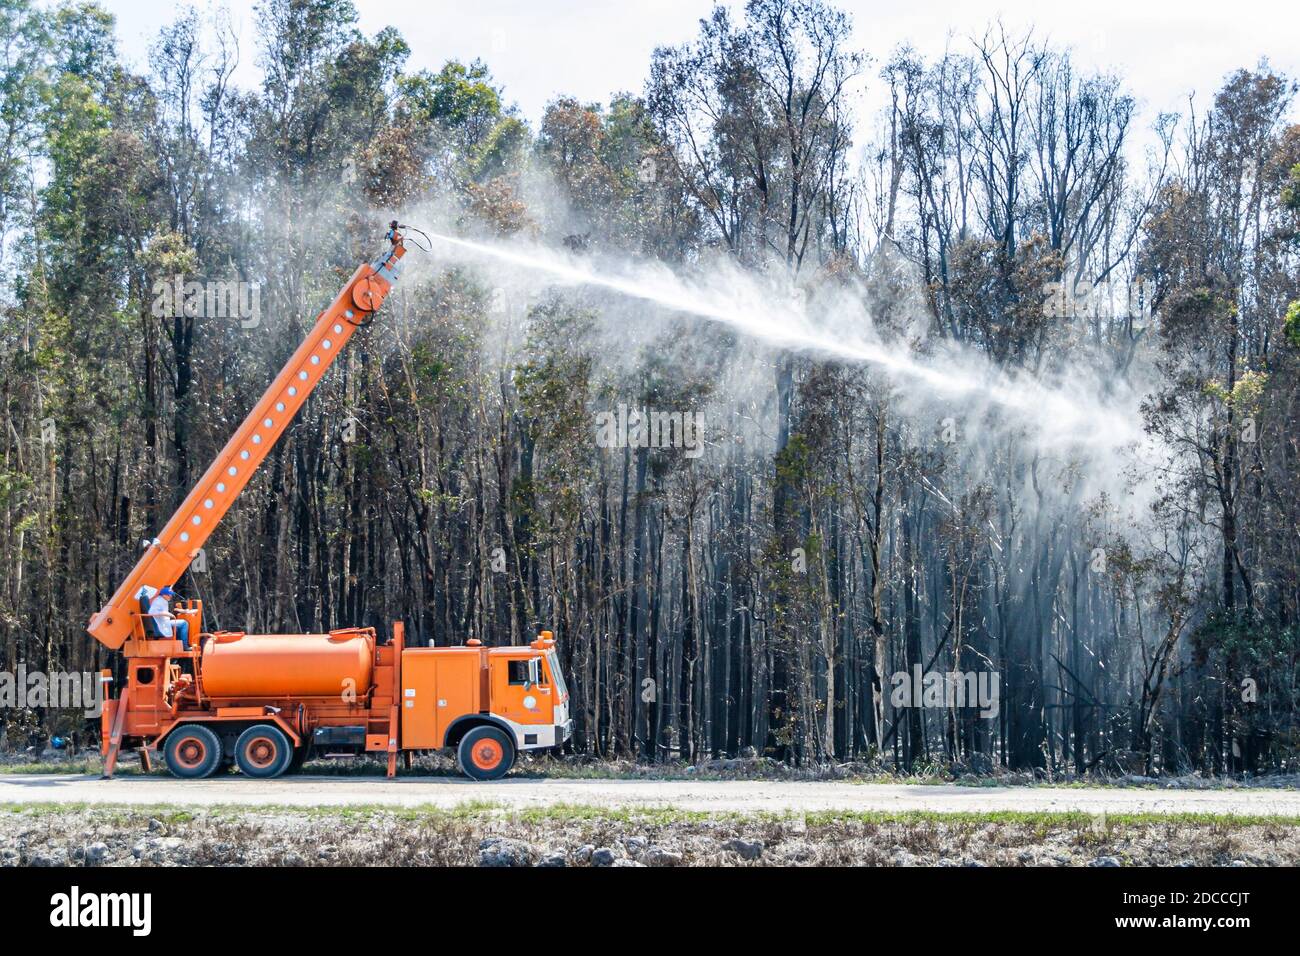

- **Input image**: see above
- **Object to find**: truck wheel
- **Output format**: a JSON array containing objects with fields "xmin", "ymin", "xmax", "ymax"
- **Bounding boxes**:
[
  {"xmin": 164, "ymin": 725, "xmax": 223, "ymax": 779},
  {"xmin": 458, "ymin": 726, "xmax": 515, "ymax": 781},
  {"xmin": 234, "ymin": 724, "xmax": 293, "ymax": 778}
]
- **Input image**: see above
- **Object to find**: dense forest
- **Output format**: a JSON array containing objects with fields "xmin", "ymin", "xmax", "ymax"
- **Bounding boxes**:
[{"xmin": 2, "ymin": 0, "xmax": 1299, "ymax": 775}]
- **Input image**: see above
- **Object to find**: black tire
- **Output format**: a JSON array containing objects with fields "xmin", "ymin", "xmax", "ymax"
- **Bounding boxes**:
[
  {"xmin": 234, "ymin": 724, "xmax": 293, "ymax": 778},
  {"xmin": 457, "ymin": 726, "xmax": 515, "ymax": 781},
  {"xmin": 164, "ymin": 725, "xmax": 223, "ymax": 779}
]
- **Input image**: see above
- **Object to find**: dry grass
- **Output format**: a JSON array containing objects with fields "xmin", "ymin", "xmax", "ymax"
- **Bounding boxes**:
[{"xmin": 3, "ymin": 803, "xmax": 1299, "ymax": 867}]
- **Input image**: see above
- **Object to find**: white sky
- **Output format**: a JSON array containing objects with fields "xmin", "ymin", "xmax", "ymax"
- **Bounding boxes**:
[{"xmin": 99, "ymin": 0, "xmax": 1300, "ymax": 144}]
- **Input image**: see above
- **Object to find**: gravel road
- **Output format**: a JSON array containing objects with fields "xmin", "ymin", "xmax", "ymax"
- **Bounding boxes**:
[{"xmin": 3, "ymin": 773, "xmax": 1298, "ymax": 815}]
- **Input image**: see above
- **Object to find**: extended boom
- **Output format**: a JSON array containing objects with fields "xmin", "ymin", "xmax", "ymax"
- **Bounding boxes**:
[{"xmin": 87, "ymin": 234, "xmax": 406, "ymax": 650}]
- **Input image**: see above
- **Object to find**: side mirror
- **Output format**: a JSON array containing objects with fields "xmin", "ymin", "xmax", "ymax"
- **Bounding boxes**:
[{"xmin": 528, "ymin": 658, "xmax": 541, "ymax": 689}]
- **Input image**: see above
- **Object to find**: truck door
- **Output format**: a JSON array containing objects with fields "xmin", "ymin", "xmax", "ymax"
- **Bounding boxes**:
[
  {"xmin": 401, "ymin": 649, "xmax": 481, "ymax": 749},
  {"xmin": 433, "ymin": 651, "xmax": 480, "ymax": 745},
  {"xmin": 399, "ymin": 652, "xmax": 438, "ymax": 749},
  {"xmin": 490, "ymin": 655, "xmax": 550, "ymax": 725}
]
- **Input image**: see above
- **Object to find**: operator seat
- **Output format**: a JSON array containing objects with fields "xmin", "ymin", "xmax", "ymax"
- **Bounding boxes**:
[{"xmin": 137, "ymin": 588, "xmax": 165, "ymax": 639}]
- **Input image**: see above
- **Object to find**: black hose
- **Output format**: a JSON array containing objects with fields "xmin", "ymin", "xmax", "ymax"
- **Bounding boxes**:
[{"xmin": 398, "ymin": 224, "xmax": 433, "ymax": 253}]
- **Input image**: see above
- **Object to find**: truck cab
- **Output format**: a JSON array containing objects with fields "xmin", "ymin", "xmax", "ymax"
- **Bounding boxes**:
[{"xmin": 398, "ymin": 632, "xmax": 571, "ymax": 779}]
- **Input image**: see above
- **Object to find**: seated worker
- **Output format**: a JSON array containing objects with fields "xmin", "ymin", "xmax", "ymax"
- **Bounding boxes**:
[{"xmin": 147, "ymin": 586, "xmax": 191, "ymax": 649}]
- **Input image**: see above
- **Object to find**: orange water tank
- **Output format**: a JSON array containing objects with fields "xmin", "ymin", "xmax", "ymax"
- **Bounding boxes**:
[{"xmin": 200, "ymin": 631, "xmax": 374, "ymax": 699}]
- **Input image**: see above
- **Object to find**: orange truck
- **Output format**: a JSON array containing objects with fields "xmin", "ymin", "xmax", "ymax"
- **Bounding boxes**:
[{"xmin": 87, "ymin": 225, "xmax": 572, "ymax": 781}]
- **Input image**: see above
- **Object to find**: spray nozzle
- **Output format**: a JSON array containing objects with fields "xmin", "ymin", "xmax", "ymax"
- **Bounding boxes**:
[{"xmin": 389, "ymin": 221, "xmax": 432, "ymax": 253}]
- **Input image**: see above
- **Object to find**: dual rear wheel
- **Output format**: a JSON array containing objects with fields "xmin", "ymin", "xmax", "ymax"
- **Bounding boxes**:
[
  {"xmin": 163, "ymin": 725, "xmax": 222, "ymax": 779},
  {"xmin": 233, "ymin": 724, "xmax": 294, "ymax": 778},
  {"xmin": 163, "ymin": 723, "xmax": 295, "ymax": 779}
]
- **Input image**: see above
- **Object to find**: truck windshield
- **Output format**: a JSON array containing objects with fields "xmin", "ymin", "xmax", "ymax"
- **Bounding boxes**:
[{"xmin": 546, "ymin": 651, "xmax": 568, "ymax": 699}]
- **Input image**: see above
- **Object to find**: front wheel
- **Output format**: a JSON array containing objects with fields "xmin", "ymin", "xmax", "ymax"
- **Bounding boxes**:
[
  {"xmin": 164, "ymin": 725, "xmax": 223, "ymax": 779},
  {"xmin": 457, "ymin": 726, "xmax": 515, "ymax": 781},
  {"xmin": 234, "ymin": 724, "xmax": 293, "ymax": 778}
]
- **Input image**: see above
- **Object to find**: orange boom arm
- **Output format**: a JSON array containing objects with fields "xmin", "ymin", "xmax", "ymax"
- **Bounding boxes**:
[{"xmin": 87, "ymin": 234, "xmax": 407, "ymax": 650}]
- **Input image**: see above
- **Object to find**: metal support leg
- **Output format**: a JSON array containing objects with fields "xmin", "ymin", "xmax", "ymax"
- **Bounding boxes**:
[
  {"xmin": 386, "ymin": 704, "xmax": 399, "ymax": 778},
  {"xmin": 102, "ymin": 697, "xmax": 129, "ymax": 779}
]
